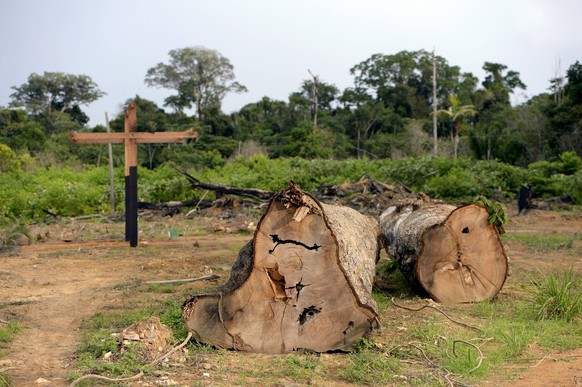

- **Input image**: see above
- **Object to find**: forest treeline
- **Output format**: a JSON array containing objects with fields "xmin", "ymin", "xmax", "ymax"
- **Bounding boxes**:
[{"xmin": 1, "ymin": 47, "xmax": 581, "ymax": 223}]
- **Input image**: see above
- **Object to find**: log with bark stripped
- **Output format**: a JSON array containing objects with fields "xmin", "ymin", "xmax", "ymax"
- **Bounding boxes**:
[
  {"xmin": 380, "ymin": 195, "xmax": 508, "ymax": 303},
  {"xmin": 182, "ymin": 181, "xmax": 380, "ymax": 353}
]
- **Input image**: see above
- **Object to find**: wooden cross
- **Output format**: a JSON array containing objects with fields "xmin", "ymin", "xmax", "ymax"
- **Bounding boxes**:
[{"xmin": 69, "ymin": 101, "xmax": 198, "ymax": 247}]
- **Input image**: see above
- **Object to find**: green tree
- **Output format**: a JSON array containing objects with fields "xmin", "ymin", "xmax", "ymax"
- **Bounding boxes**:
[
  {"xmin": 280, "ymin": 122, "xmax": 334, "ymax": 159},
  {"xmin": 481, "ymin": 62, "xmax": 526, "ymax": 108},
  {"xmin": 545, "ymin": 61, "xmax": 582, "ymax": 157},
  {"xmin": 348, "ymin": 50, "xmax": 461, "ymax": 119},
  {"xmin": 231, "ymin": 97, "xmax": 298, "ymax": 157},
  {"xmin": 289, "ymin": 76, "xmax": 340, "ymax": 128},
  {"xmin": 145, "ymin": 46, "xmax": 247, "ymax": 119},
  {"xmin": 467, "ymin": 62, "xmax": 526, "ymax": 161},
  {"xmin": 436, "ymin": 95, "xmax": 476, "ymax": 159},
  {"xmin": 0, "ymin": 108, "xmax": 46, "ymax": 153},
  {"xmin": 9, "ymin": 72, "xmax": 105, "ymax": 125}
]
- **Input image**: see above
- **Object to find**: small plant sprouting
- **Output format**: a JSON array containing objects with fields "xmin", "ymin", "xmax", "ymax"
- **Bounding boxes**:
[{"xmin": 473, "ymin": 196, "xmax": 509, "ymax": 234}]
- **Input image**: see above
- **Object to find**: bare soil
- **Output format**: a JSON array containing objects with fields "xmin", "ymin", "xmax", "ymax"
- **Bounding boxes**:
[{"xmin": 0, "ymin": 207, "xmax": 581, "ymax": 386}]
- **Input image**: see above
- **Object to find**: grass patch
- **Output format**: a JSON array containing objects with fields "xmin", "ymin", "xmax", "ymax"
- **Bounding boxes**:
[
  {"xmin": 71, "ymin": 293, "xmax": 192, "ymax": 384},
  {"xmin": 0, "ymin": 321, "xmax": 22, "ymax": 387},
  {"xmin": 505, "ymin": 233, "xmax": 577, "ymax": 252},
  {"xmin": 527, "ymin": 268, "xmax": 582, "ymax": 321},
  {"xmin": 339, "ymin": 338, "xmax": 400, "ymax": 385},
  {"xmin": 143, "ymin": 283, "xmax": 179, "ymax": 293},
  {"xmin": 0, "ymin": 321, "xmax": 22, "ymax": 354},
  {"xmin": 275, "ymin": 354, "xmax": 320, "ymax": 382}
]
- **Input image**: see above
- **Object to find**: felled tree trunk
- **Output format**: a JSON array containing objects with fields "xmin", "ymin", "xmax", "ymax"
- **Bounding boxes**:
[
  {"xmin": 380, "ymin": 196, "xmax": 508, "ymax": 303},
  {"xmin": 183, "ymin": 182, "xmax": 380, "ymax": 353}
]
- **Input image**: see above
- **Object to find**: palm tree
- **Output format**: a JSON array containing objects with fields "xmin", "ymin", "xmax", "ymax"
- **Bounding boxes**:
[{"xmin": 436, "ymin": 95, "xmax": 476, "ymax": 159}]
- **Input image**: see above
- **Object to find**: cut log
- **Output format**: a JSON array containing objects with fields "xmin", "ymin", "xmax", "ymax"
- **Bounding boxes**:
[
  {"xmin": 182, "ymin": 181, "xmax": 380, "ymax": 353},
  {"xmin": 380, "ymin": 196, "xmax": 508, "ymax": 303}
]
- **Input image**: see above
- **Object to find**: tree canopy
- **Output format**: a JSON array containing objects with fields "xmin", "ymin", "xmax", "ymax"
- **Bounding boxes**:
[
  {"xmin": 144, "ymin": 46, "xmax": 248, "ymax": 119},
  {"xmin": 1, "ymin": 47, "xmax": 580, "ymax": 170},
  {"xmin": 9, "ymin": 72, "xmax": 105, "ymax": 124}
]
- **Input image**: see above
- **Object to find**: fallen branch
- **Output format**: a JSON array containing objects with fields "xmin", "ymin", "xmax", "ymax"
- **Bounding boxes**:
[
  {"xmin": 150, "ymin": 332, "xmax": 193, "ymax": 366},
  {"xmin": 69, "ymin": 371, "xmax": 144, "ymax": 386},
  {"xmin": 390, "ymin": 298, "xmax": 484, "ymax": 333},
  {"xmin": 71, "ymin": 214, "xmax": 107, "ymax": 221},
  {"xmin": 144, "ymin": 274, "xmax": 220, "ymax": 285},
  {"xmin": 137, "ymin": 198, "xmax": 213, "ymax": 211},
  {"xmin": 173, "ymin": 166, "xmax": 274, "ymax": 200}
]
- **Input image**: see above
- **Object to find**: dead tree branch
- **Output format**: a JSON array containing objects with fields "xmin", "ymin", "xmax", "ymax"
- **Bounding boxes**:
[
  {"xmin": 144, "ymin": 274, "xmax": 220, "ymax": 285},
  {"xmin": 173, "ymin": 166, "xmax": 274, "ymax": 200},
  {"xmin": 390, "ymin": 298, "xmax": 484, "ymax": 333}
]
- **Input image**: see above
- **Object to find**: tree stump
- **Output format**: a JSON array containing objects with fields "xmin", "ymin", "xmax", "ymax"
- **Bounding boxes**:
[
  {"xmin": 380, "ymin": 196, "xmax": 508, "ymax": 303},
  {"xmin": 182, "ymin": 182, "xmax": 380, "ymax": 353}
]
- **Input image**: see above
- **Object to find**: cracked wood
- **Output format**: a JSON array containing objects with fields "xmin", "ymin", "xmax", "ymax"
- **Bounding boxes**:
[{"xmin": 182, "ymin": 182, "xmax": 380, "ymax": 353}]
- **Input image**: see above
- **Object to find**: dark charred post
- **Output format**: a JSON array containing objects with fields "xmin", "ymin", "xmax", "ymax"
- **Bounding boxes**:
[
  {"xmin": 380, "ymin": 197, "xmax": 508, "ymax": 303},
  {"xmin": 182, "ymin": 182, "xmax": 380, "ymax": 353},
  {"xmin": 125, "ymin": 166, "xmax": 138, "ymax": 247}
]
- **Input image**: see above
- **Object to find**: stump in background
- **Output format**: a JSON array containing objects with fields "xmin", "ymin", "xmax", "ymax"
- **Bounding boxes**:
[
  {"xmin": 380, "ymin": 196, "xmax": 508, "ymax": 303},
  {"xmin": 183, "ymin": 182, "xmax": 380, "ymax": 353}
]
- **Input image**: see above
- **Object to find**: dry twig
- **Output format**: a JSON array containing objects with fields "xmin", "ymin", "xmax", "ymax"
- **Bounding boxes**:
[
  {"xmin": 144, "ymin": 273, "xmax": 219, "ymax": 285},
  {"xmin": 390, "ymin": 298, "xmax": 485, "ymax": 333}
]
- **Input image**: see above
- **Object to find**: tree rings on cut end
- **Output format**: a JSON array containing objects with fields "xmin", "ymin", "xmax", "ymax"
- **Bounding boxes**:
[{"xmin": 417, "ymin": 204, "xmax": 508, "ymax": 303}]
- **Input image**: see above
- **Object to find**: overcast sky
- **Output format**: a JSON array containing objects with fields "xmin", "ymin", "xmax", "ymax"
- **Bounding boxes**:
[{"xmin": 1, "ymin": 0, "xmax": 581, "ymax": 126}]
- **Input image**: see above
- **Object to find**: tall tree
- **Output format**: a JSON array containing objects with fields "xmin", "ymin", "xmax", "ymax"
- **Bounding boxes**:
[
  {"xmin": 481, "ymin": 62, "xmax": 526, "ymax": 108},
  {"xmin": 9, "ymin": 72, "xmax": 105, "ymax": 125},
  {"xmin": 288, "ymin": 77, "xmax": 339, "ymax": 126},
  {"xmin": 545, "ymin": 61, "xmax": 582, "ymax": 156},
  {"xmin": 145, "ymin": 46, "xmax": 247, "ymax": 120},
  {"xmin": 436, "ymin": 96, "xmax": 476, "ymax": 159}
]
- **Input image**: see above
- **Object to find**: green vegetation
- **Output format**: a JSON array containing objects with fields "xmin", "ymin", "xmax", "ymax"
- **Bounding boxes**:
[
  {"xmin": 0, "ymin": 321, "xmax": 22, "ymax": 387},
  {"xmin": 1, "ymin": 153, "xmax": 580, "ymax": 226},
  {"xmin": 2, "ymin": 47, "xmax": 581, "ymax": 230},
  {"xmin": 528, "ymin": 268, "xmax": 582, "ymax": 322},
  {"xmin": 506, "ymin": 233, "xmax": 579, "ymax": 252},
  {"xmin": 0, "ymin": 321, "xmax": 22, "ymax": 356},
  {"xmin": 2, "ymin": 45, "xmax": 581, "ymax": 385},
  {"xmin": 474, "ymin": 195, "xmax": 510, "ymax": 233},
  {"xmin": 339, "ymin": 338, "xmax": 400, "ymax": 385}
]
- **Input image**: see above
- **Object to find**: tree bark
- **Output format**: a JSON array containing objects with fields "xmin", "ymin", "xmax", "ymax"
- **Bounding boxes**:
[
  {"xmin": 380, "ymin": 197, "xmax": 508, "ymax": 303},
  {"xmin": 182, "ymin": 182, "xmax": 380, "ymax": 353}
]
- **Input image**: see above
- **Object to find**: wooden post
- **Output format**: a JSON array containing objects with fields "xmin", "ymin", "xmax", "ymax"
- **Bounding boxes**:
[
  {"xmin": 124, "ymin": 103, "xmax": 138, "ymax": 246},
  {"xmin": 432, "ymin": 49, "xmax": 438, "ymax": 155},
  {"xmin": 69, "ymin": 101, "xmax": 198, "ymax": 247},
  {"xmin": 105, "ymin": 112, "xmax": 115, "ymax": 213}
]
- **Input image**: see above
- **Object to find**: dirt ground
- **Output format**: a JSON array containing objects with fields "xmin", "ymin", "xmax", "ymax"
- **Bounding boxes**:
[{"xmin": 0, "ymin": 207, "xmax": 581, "ymax": 386}]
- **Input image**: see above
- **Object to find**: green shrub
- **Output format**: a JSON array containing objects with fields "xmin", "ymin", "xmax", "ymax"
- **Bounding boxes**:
[{"xmin": 422, "ymin": 167, "xmax": 480, "ymax": 200}]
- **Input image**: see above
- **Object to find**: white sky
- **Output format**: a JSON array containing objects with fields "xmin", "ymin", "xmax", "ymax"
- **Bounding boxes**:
[{"xmin": 1, "ymin": 0, "xmax": 581, "ymax": 126}]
